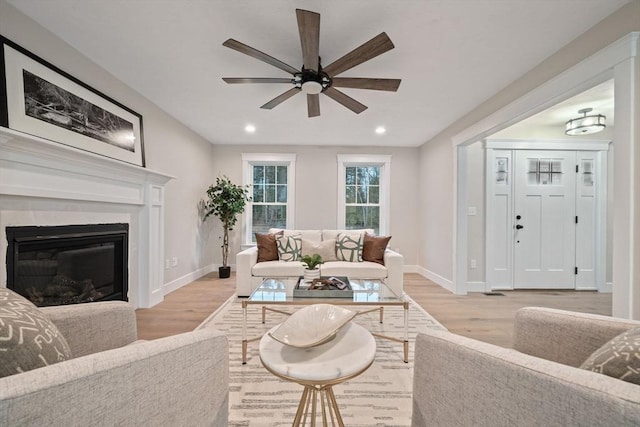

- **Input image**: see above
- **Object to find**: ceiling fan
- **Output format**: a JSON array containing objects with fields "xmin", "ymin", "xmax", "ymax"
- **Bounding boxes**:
[{"xmin": 222, "ymin": 9, "xmax": 401, "ymax": 117}]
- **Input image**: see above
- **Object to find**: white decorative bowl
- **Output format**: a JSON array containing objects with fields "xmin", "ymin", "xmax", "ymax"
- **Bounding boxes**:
[{"xmin": 268, "ymin": 304, "xmax": 356, "ymax": 348}]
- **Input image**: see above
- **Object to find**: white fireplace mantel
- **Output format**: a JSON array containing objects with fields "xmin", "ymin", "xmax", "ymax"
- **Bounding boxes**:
[{"xmin": 0, "ymin": 127, "xmax": 174, "ymax": 308}]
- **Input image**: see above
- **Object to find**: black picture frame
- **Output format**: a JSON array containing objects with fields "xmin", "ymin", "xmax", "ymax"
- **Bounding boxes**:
[{"xmin": 0, "ymin": 36, "xmax": 145, "ymax": 167}]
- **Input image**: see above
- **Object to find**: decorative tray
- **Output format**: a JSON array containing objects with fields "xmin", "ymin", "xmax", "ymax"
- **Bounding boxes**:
[
  {"xmin": 293, "ymin": 276, "xmax": 353, "ymax": 298},
  {"xmin": 268, "ymin": 304, "xmax": 356, "ymax": 347}
]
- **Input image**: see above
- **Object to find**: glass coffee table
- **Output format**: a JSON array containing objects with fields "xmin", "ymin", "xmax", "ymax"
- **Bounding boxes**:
[{"xmin": 241, "ymin": 277, "xmax": 409, "ymax": 364}]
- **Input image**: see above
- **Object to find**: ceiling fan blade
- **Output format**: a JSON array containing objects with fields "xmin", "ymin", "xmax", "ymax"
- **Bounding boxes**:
[
  {"xmin": 296, "ymin": 9, "xmax": 320, "ymax": 72},
  {"xmin": 260, "ymin": 87, "xmax": 301, "ymax": 110},
  {"xmin": 323, "ymin": 87, "xmax": 367, "ymax": 114},
  {"xmin": 223, "ymin": 77, "xmax": 293, "ymax": 84},
  {"xmin": 223, "ymin": 39, "xmax": 299, "ymax": 75},
  {"xmin": 323, "ymin": 32, "xmax": 395, "ymax": 77},
  {"xmin": 307, "ymin": 94, "xmax": 320, "ymax": 117},
  {"xmin": 332, "ymin": 77, "xmax": 401, "ymax": 92}
]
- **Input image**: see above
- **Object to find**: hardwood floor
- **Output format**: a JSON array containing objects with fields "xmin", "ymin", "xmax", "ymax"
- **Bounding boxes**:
[
  {"xmin": 403, "ymin": 273, "xmax": 611, "ymax": 347},
  {"xmin": 136, "ymin": 272, "xmax": 611, "ymax": 347},
  {"xmin": 135, "ymin": 272, "xmax": 236, "ymax": 340}
]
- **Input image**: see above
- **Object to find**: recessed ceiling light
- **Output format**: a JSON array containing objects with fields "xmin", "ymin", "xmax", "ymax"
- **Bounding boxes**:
[
  {"xmin": 245, "ymin": 124, "xmax": 256, "ymax": 133},
  {"xmin": 375, "ymin": 126, "xmax": 386, "ymax": 135}
]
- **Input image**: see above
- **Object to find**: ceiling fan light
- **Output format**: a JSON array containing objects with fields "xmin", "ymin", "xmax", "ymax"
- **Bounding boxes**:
[
  {"xmin": 565, "ymin": 108, "xmax": 606, "ymax": 136},
  {"xmin": 301, "ymin": 81, "xmax": 323, "ymax": 94}
]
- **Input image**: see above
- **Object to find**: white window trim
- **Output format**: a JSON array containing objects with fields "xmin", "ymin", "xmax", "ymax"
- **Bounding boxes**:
[
  {"xmin": 242, "ymin": 153, "xmax": 296, "ymax": 246},
  {"xmin": 337, "ymin": 154, "xmax": 391, "ymax": 235}
]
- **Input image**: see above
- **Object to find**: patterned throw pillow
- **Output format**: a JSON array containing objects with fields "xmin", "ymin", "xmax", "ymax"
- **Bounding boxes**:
[
  {"xmin": 276, "ymin": 234, "xmax": 302, "ymax": 262},
  {"xmin": 580, "ymin": 327, "xmax": 640, "ymax": 385},
  {"xmin": 362, "ymin": 233, "xmax": 392, "ymax": 265},
  {"xmin": 336, "ymin": 232, "xmax": 364, "ymax": 262},
  {"xmin": 255, "ymin": 231, "xmax": 283, "ymax": 262},
  {"xmin": 0, "ymin": 287, "xmax": 72, "ymax": 378}
]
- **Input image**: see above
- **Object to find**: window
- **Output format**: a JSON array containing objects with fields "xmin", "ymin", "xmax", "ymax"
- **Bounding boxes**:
[
  {"xmin": 242, "ymin": 154, "xmax": 296, "ymax": 244},
  {"xmin": 337, "ymin": 155, "xmax": 391, "ymax": 235}
]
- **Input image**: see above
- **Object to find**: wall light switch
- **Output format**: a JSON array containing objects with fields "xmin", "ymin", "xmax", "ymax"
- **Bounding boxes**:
[
  {"xmin": 171, "ymin": 257, "xmax": 178, "ymax": 267},
  {"xmin": 467, "ymin": 207, "xmax": 477, "ymax": 216},
  {"xmin": 470, "ymin": 259, "xmax": 477, "ymax": 269}
]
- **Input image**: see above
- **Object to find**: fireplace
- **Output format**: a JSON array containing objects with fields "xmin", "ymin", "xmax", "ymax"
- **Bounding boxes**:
[{"xmin": 6, "ymin": 223, "xmax": 128, "ymax": 307}]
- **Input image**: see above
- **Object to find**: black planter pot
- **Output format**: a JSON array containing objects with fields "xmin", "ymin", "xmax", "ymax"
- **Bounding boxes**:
[{"xmin": 218, "ymin": 266, "xmax": 231, "ymax": 279}]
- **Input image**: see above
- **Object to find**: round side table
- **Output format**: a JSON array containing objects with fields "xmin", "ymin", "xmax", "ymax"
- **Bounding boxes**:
[{"xmin": 259, "ymin": 321, "xmax": 376, "ymax": 427}]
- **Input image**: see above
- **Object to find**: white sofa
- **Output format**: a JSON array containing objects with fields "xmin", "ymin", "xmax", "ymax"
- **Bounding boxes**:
[
  {"xmin": 236, "ymin": 229, "xmax": 404, "ymax": 297},
  {"xmin": 412, "ymin": 307, "xmax": 640, "ymax": 426}
]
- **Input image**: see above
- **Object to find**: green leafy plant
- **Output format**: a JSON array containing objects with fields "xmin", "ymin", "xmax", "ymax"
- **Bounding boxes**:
[
  {"xmin": 301, "ymin": 253, "xmax": 324, "ymax": 270},
  {"xmin": 203, "ymin": 176, "xmax": 251, "ymax": 267}
]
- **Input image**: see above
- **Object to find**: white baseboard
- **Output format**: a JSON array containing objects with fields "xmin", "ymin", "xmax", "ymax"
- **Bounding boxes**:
[
  {"xmin": 600, "ymin": 282, "xmax": 613, "ymax": 293},
  {"xmin": 467, "ymin": 281, "xmax": 486, "ymax": 292},
  {"xmin": 162, "ymin": 263, "xmax": 238, "ymax": 295},
  {"xmin": 413, "ymin": 266, "xmax": 454, "ymax": 293},
  {"xmin": 403, "ymin": 265, "xmax": 421, "ymax": 274}
]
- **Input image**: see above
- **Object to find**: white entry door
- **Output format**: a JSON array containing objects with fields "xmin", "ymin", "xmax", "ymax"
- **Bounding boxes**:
[{"xmin": 513, "ymin": 151, "xmax": 576, "ymax": 288}]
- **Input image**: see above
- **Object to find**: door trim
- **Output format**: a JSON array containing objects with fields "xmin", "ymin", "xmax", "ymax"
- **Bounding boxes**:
[
  {"xmin": 484, "ymin": 142, "xmax": 610, "ymax": 291},
  {"xmin": 451, "ymin": 33, "xmax": 637, "ymax": 311}
]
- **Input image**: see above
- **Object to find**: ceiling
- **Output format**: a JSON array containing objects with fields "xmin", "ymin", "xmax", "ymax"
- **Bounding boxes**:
[
  {"xmin": 493, "ymin": 79, "xmax": 614, "ymax": 139},
  {"xmin": 7, "ymin": 0, "xmax": 629, "ymax": 147}
]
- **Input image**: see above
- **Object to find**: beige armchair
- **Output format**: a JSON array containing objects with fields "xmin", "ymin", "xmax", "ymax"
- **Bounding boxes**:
[
  {"xmin": 0, "ymin": 301, "xmax": 229, "ymax": 426},
  {"xmin": 412, "ymin": 307, "xmax": 640, "ymax": 426}
]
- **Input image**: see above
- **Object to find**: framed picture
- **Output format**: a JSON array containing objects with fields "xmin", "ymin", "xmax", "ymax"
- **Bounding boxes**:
[{"xmin": 0, "ymin": 36, "xmax": 145, "ymax": 167}]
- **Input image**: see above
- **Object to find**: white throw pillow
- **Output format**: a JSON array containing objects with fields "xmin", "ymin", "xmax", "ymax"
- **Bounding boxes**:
[
  {"xmin": 302, "ymin": 238, "xmax": 337, "ymax": 261},
  {"xmin": 335, "ymin": 232, "xmax": 364, "ymax": 262}
]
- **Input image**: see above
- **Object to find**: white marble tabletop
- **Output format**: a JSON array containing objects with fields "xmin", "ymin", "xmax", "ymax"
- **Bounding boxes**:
[{"xmin": 259, "ymin": 321, "xmax": 376, "ymax": 382}]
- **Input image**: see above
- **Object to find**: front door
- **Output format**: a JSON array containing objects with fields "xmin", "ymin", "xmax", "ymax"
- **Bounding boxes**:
[{"xmin": 513, "ymin": 150, "xmax": 576, "ymax": 289}]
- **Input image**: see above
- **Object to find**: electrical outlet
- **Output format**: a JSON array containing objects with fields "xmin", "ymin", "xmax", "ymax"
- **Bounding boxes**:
[
  {"xmin": 470, "ymin": 259, "xmax": 477, "ymax": 269},
  {"xmin": 171, "ymin": 257, "xmax": 178, "ymax": 267},
  {"xmin": 164, "ymin": 259, "xmax": 170, "ymax": 269},
  {"xmin": 467, "ymin": 206, "xmax": 477, "ymax": 216}
]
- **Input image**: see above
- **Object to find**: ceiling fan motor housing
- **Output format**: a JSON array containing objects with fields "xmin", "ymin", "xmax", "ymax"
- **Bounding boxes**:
[{"xmin": 296, "ymin": 68, "xmax": 331, "ymax": 94}]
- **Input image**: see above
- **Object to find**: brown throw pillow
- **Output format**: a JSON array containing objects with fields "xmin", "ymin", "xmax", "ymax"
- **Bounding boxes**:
[
  {"xmin": 0, "ymin": 287, "xmax": 72, "ymax": 378},
  {"xmin": 580, "ymin": 327, "xmax": 640, "ymax": 385},
  {"xmin": 362, "ymin": 233, "xmax": 392, "ymax": 265},
  {"xmin": 256, "ymin": 230, "xmax": 283, "ymax": 262}
]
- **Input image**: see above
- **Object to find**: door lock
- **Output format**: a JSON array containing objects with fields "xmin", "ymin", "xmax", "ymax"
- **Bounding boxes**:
[{"xmin": 515, "ymin": 224, "xmax": 524, "ymax": 230}]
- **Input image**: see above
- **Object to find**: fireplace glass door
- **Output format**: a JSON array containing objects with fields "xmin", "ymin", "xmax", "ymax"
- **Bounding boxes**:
[{"xmin": 6, "ymin": 223, "xmax": 128, "ymax": 306}]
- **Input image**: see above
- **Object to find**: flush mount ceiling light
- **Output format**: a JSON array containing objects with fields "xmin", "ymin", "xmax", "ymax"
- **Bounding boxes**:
[
  {"xmin": 375, "ymin": 126, "xmax": 386, "ymax": 135},
  {"xmin": 244, "ymin": 124, "xmax": 256, "ymax": 133},
  {"xmin": 565, "ymin": 108, "xmax": 606, "ymax": 136}
]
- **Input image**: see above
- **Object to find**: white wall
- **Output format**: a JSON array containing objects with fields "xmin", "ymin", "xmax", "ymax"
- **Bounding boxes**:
[
  {"xmin": 418, "ymin": 139, "xmax": 454, "ymax": 286},
  {"xmin": 418, "ymin": 2, "xmax": 640, "ymax": 294},
  {"xmin": 209, "ymin": 144, "xmax": 421, "ymax": 267},
  {"xmin": 0, "ymin": 1, "xmax": 219, "ymax": 294}
]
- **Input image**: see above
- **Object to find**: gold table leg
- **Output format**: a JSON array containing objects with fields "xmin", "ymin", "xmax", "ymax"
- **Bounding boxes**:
[
  {"xmin": 292, "ymin": 385, "xmax": 345, "ymax": 427},
  {"xmin": 242, "ymin": 300, "xmax": 248, "ymax": 365}
]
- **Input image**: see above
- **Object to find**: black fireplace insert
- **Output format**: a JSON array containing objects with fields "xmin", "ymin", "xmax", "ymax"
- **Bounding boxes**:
[{"xmin": 6, "ymin": 223, "xmax": 128, "ymax": 306}]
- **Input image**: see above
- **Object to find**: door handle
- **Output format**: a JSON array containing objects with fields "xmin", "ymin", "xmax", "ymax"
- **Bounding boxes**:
[{"xmin": 515, "ymin": 224, "xmax": 524, "ymax": 230}]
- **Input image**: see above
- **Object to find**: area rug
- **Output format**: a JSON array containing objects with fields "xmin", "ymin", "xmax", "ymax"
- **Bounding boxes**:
[{"xmin": 198, "ymin": 295, "xmax": 445, "ymax": 427}]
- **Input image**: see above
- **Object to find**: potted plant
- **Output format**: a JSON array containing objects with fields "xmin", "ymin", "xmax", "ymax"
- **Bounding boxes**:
[
  {"xmin": 203, "ymin": 176, "xmax": 251, "ymax": 278},
  {"xmin": 301, "ymin": 253, "xmax": 324, "ymax": 282}
]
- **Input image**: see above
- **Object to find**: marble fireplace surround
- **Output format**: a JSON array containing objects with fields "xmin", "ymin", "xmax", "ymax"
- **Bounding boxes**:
[{"xmin": 0, "ymin": 127, "xmax": 173, "ymax": 308}]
